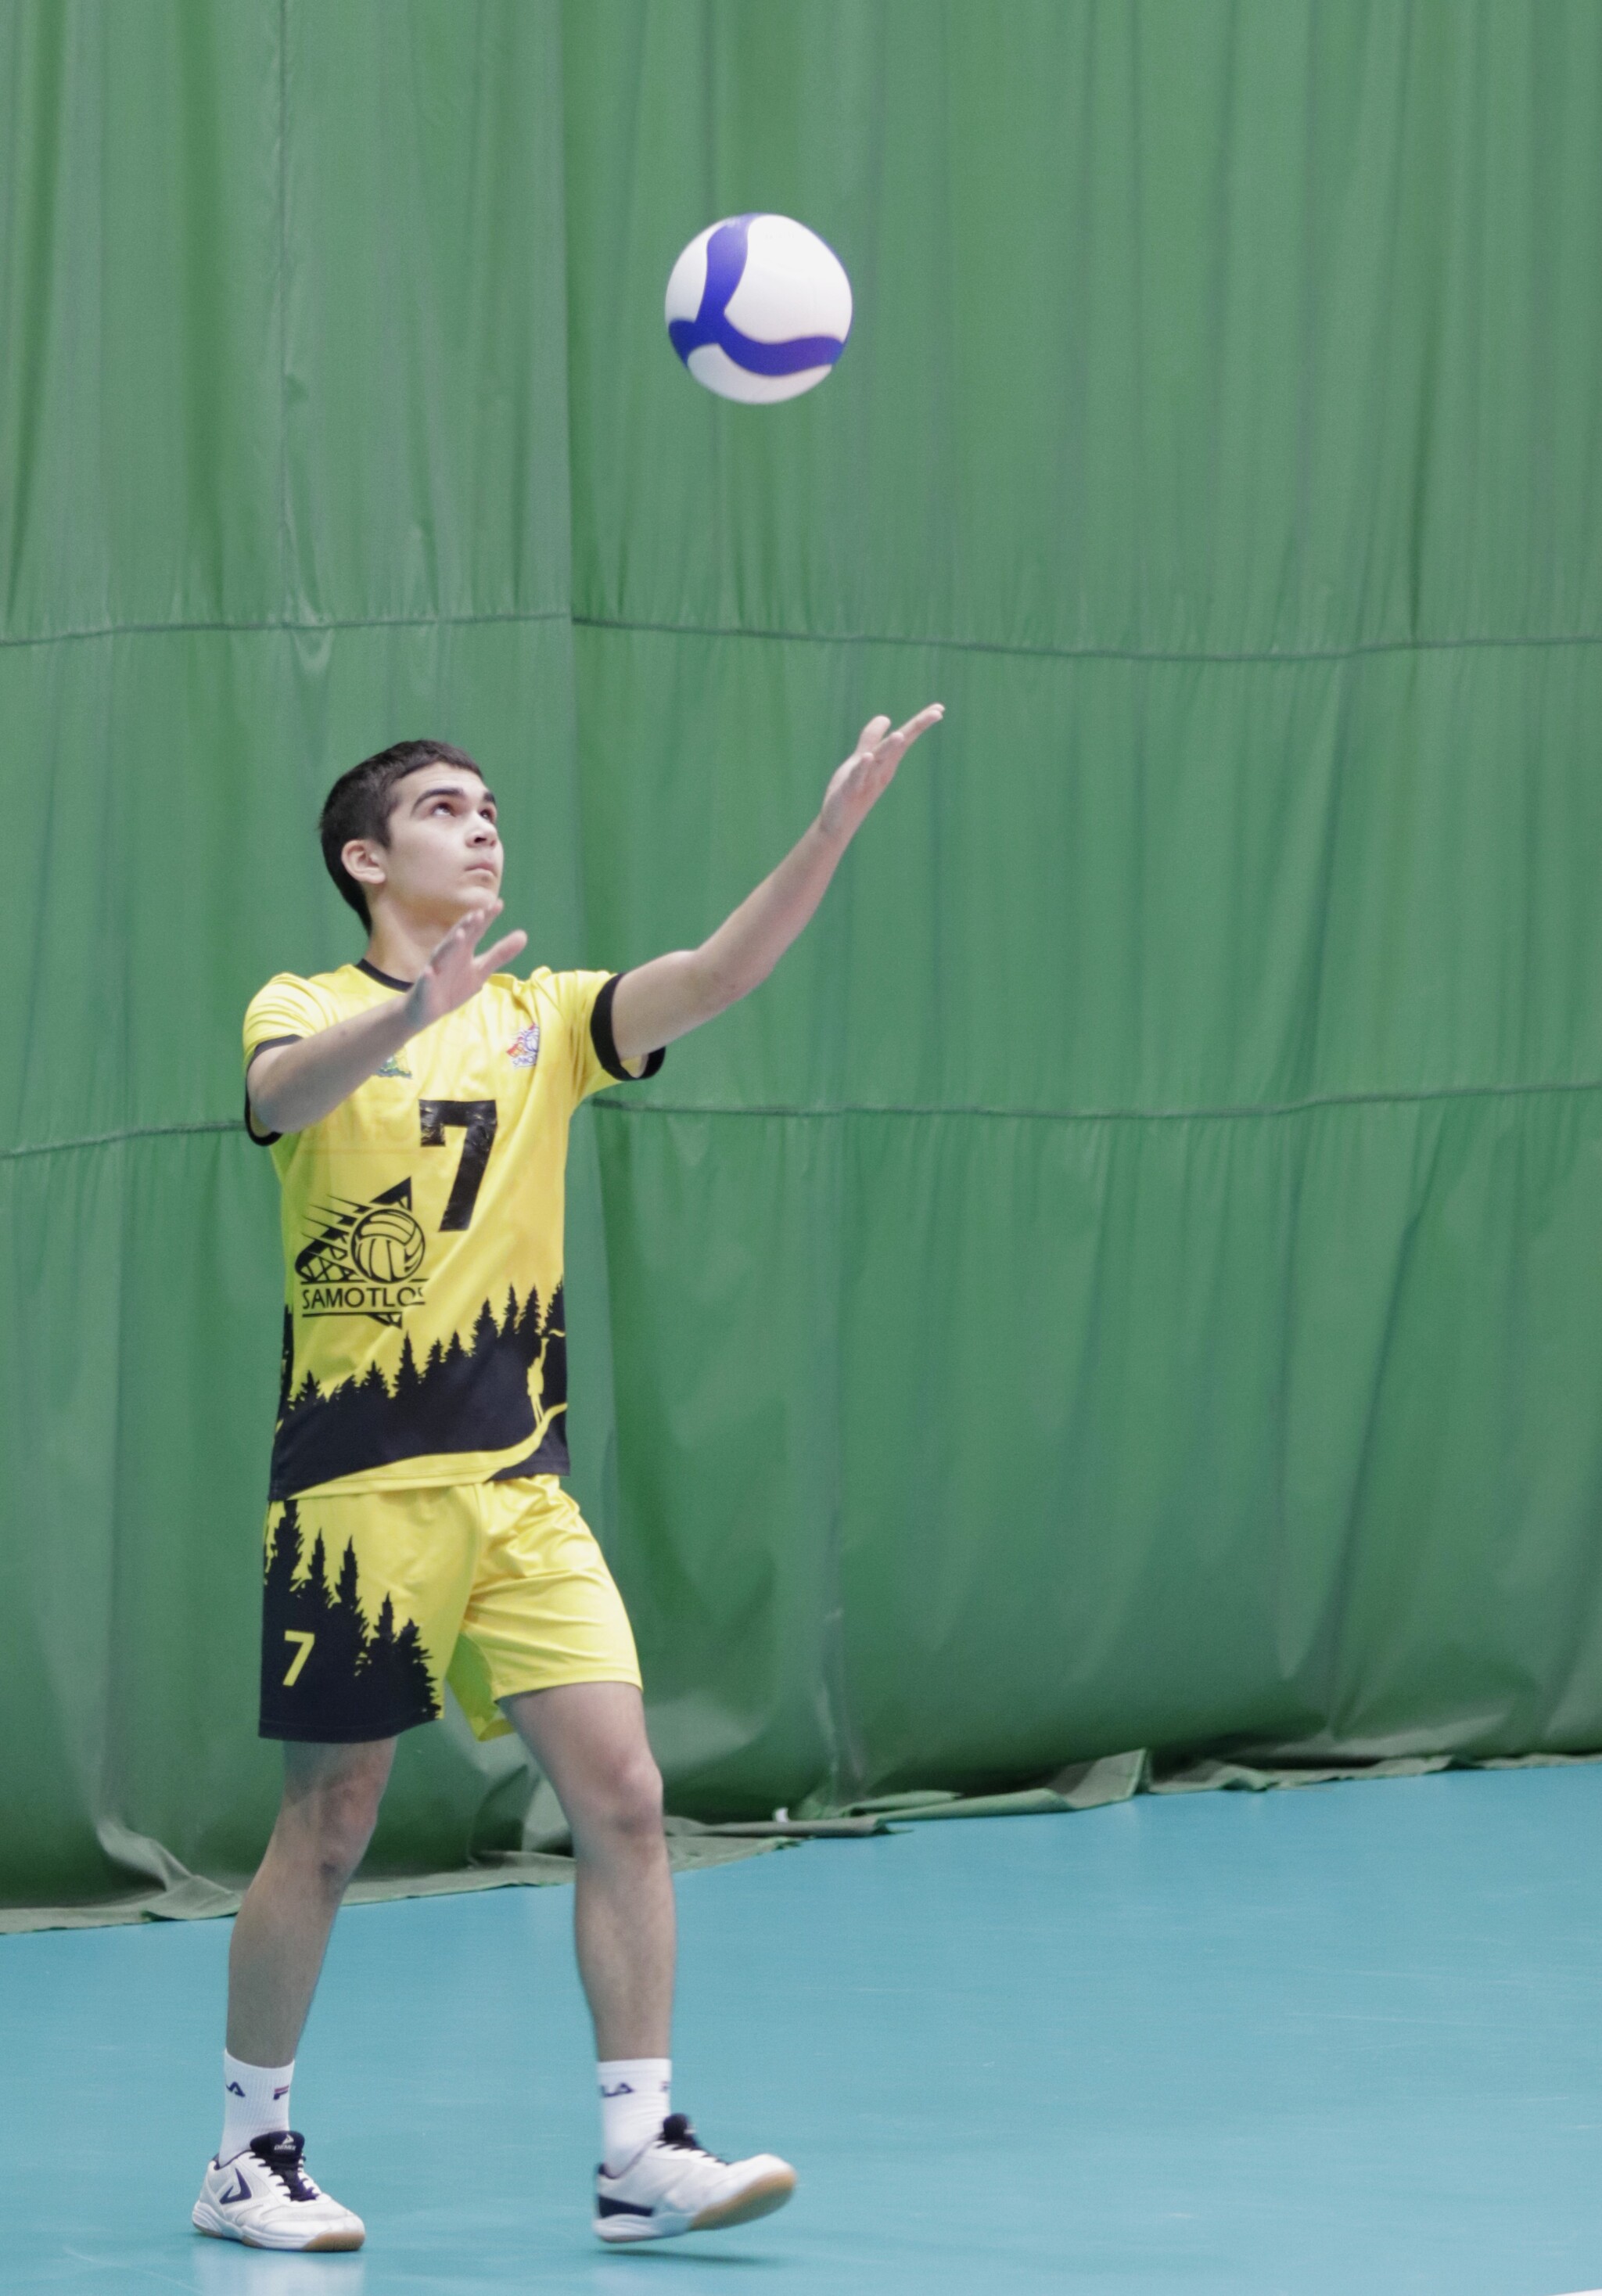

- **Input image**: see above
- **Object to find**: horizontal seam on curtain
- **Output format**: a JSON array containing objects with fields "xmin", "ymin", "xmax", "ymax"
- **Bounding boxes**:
[
  {"xmin": 571, "ymin": 616, "xmax": 1602, "ymax": 670},
  {"xmin": 594, "ymin": 1076, "xmax": 1602, "ymax": 1123},
  {"xmin": 9, "ymin": 1073, "xmax": 1602, "ymax": 1163},
  {"xmin": 2, "ymin": 1120, "xmax": 238, "ymax": 1162},
  {"xmin": 0, "ymin": 614, "xmax": 1598, "ymax": 667},
  {"xmin": 0, "ymin": 608, "xmax": 570, "ymax": 652}
]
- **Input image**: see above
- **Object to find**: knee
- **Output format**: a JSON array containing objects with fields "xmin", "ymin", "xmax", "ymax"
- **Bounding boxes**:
[
  {"xmin": 310, "ymin": 1783, "xmax": 382, "ymax": 1890},
  {"xmin": 583, "ymin": 1749, "xmax": 665, "ymax": 1848},
  {"xmin": 285, "ymin": 1763, "xmax": 386, "ymax": 1893}
]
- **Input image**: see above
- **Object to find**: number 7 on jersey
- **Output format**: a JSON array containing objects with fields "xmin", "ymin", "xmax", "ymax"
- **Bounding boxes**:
[{"xmin": 418, "ymin": 1100, "xmax": 498, "ymax": 1231}]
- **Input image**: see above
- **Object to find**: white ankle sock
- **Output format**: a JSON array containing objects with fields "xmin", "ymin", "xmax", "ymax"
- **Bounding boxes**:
[
  {"xmin": 598, "ymin": 2057, "xmax": 671, "ymax": 2174},
  {"xmin": 220, "ymin": 2050, "xmax": 296, "ymax": 2163}
]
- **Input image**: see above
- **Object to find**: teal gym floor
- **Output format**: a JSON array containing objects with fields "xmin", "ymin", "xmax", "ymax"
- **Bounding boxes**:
[{"xmin": 6, "ymin": 1764, "xmax": 1602, "ymax": 2294}]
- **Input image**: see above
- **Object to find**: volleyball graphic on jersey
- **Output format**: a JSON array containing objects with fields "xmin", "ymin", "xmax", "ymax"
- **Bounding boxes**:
[
  {"xmin": 665, "ymin": 214, "xmax": 852, "ymax": 404},
  {"xmin": 349, "ymin": 1203, "xmax": 426, "ymax": 1285}
]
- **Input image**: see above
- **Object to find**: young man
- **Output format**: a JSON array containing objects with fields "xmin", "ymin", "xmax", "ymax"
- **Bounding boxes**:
[{"xmin": 193, "ymin": 705, "xmax": 942, "ymax": 2253}]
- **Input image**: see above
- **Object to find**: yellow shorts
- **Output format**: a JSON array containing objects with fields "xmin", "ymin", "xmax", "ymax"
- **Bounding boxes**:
[{"xmin": 258, "ymin": 1477, "xmax": 641, "ymax": 1745}]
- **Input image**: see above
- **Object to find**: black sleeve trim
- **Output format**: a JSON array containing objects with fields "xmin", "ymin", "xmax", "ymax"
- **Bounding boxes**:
[
  {"xmin": 590, "ymin": 972, "xmax": 666, "ymax": 1083},
  {"xmin": 243, "ymin": 1036, "xmax": 300, "ymax": 1145}
]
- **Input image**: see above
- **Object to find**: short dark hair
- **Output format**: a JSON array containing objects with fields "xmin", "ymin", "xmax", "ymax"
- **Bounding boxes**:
[{"xmin": 318, "ymin": 738, "xmax": 483, "ymax": 926}]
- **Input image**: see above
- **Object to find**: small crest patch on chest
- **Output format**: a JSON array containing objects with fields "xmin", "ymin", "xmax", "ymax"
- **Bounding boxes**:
[
  {"xmin": 375, "ymin": 1052, "xmax": 411, "ymax": 1079},
  {"xmin": 507, "ymin": 1022, "xmax": 541, "ymax": 1070}
]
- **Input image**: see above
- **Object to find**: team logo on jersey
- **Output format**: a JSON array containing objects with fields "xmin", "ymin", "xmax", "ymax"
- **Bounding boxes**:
[
  {"xmin": 506, "ymin": 1022, "xmax": 541, "ymax": 1069},
  {"xmin": 293, "ymin": 1179, "xmax": 428, "ymax": 1327},
  {"xmin": 375, "ymin": 1051, "xmax": 412, "ymax": 1079}
]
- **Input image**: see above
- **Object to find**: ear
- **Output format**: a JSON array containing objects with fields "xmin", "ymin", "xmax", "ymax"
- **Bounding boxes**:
[{"xmin": 341, "ymin": 837, "xmax": 387, "ymax": 891}]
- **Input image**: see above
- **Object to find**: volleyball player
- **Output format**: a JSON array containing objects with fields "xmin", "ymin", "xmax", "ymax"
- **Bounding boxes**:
[{"xmin": 192, "ymin": 706, "xmax": 941, "ymax": 2251}]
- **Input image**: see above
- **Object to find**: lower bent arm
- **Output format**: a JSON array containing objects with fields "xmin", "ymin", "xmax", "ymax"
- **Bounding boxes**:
[
  {"xmin": 249, "ymin": 993, "xmax": 419, "ymax": 1135},
  {"xmin": 699, "ymin": 815, "xmax": 849, "ymax": 998},
  {"xmin": 611, "ymin": 816, "xmax": 849, "ymax": 1062}
]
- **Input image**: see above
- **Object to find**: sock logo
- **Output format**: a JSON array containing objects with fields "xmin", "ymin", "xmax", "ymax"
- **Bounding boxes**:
[
  {"xmin": 226, "ymin": 2081, "xmax": 246, "ymax": 2097},
  {"xmin": 273, "ymin": 2085, "xmax": 290, "ymax": 2099},
  {"xmin": 601, "ymin": 2081, "xmax": 634, "ymax": 2097}
]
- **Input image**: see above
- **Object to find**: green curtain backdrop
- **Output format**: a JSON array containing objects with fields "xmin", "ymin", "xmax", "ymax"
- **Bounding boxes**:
[{"xmin": 4, "ymin": 0, "xmax": 1601, "ymax": 1917}]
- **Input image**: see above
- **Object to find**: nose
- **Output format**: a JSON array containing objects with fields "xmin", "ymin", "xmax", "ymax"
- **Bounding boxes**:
[{"xmin": 470, "ymin": 817, "xmax": 497, "ymax": 846}]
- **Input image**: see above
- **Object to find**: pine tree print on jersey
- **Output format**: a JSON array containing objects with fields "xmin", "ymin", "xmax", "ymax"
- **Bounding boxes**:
[{"xmin": 269, "ymin": 1284, "xmax": 566, "ymax": 1500}]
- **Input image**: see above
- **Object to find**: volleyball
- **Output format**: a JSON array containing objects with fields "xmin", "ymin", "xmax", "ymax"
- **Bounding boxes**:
[
  {"xmin": 349, "ymin": 1204, "xmax": 426, "ymax": 1284},
  {"xmin": 665, "ymin": 213, "xmax": 853, "ymax": 404}
]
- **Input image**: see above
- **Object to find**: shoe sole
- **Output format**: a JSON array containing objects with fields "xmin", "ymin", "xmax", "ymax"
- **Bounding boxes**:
[
  {"xmin": 594, "ymin": 2166, "xmax": 798, "ymax": 2245},
  {"xmin": 691, "ymin": 2166, "xmax": 798, "ymax": 2233},
  {"xmin": 194, "ymin": 2208, "xmax": 365, "ymax": 2252}
]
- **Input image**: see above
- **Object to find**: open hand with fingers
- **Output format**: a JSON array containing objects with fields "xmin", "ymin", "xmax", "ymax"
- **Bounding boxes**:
[
  {"xmin": 819, "ymin": 704, "xmax": 944, "ymax": 842},
  {"xmin": 407, "ymin": 902, "xmax": 529, "ymax": 1031},
  {"xmin": 246, "ymin": 900, "xmax": 530, "ymax": 1138}
]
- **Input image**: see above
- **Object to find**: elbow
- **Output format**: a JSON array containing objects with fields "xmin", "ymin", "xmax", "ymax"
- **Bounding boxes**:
[
  {"xmin": 248, "ymin": 1085, "xmax": 286, "ymax": 1137},
  {"xmin": 246, "ymin": 1043, "xmax": 300, "ymax": 1136},
  {"xmin": 246, "ymin": 1057, "xmax": 295, "ymax": 1137},
  {"xmin": 698, "ymin": 951, "xmax": 771, "ymax": 1018}
]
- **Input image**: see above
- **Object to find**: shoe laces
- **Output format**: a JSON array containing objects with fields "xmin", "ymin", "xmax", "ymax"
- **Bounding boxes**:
[
  {"xmin": 249, "ymin": 2129, "xmax": 321, "ymax": 2202},
  {"xmin": 658, "ymin": 2112, "xmax": 727, "ymax": 2165}
]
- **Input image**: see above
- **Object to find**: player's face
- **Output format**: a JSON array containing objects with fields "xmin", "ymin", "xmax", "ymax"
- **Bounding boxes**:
[{"xmin": 368, "ymin": 766, "xmax": 505, "ymax": 922}]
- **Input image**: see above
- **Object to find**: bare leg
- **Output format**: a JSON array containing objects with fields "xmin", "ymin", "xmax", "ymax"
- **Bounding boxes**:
[
  {"xmin": 226, "ymin": 1738, "xmax": 396, "ymax": 2065},
  {"xmin": 504, "ymin": 1683, "xmax": 673, "ymax": 2058}
]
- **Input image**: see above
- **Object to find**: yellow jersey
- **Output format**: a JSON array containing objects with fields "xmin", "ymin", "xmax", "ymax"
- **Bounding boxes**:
[{"xmin": 242, "ymin": 959, "xmax": 661, "ymax": 1501}]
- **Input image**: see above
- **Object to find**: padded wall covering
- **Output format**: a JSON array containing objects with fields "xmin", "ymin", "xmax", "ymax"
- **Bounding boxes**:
[{"xmin": 3, "ymin": 1, "xmax": 1601, "ymax": 1911}]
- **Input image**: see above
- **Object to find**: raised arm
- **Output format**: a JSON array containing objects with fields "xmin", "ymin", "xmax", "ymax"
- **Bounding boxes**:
[
  {"xmin": 609, "ymin": 706, "xmax": 943, "ymax": 1065},
  {"xmin": 248, "ymin": 904, "xmax": 527, "ymax": 1136}
]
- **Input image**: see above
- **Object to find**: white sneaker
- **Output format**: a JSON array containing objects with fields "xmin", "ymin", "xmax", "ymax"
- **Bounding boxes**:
[
  {"xmin": 594, "ymin": 2112, "xmax": 796, "ymax": 2244},
  {"xmin": 192, "ymin": 2130, "xmax": 365, "ymax": 2251}
]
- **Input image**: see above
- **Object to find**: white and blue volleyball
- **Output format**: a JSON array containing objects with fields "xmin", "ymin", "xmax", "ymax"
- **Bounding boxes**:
[{"xmin": 665, "ymin": 214, "xmax": 852, "ymax": 404}]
